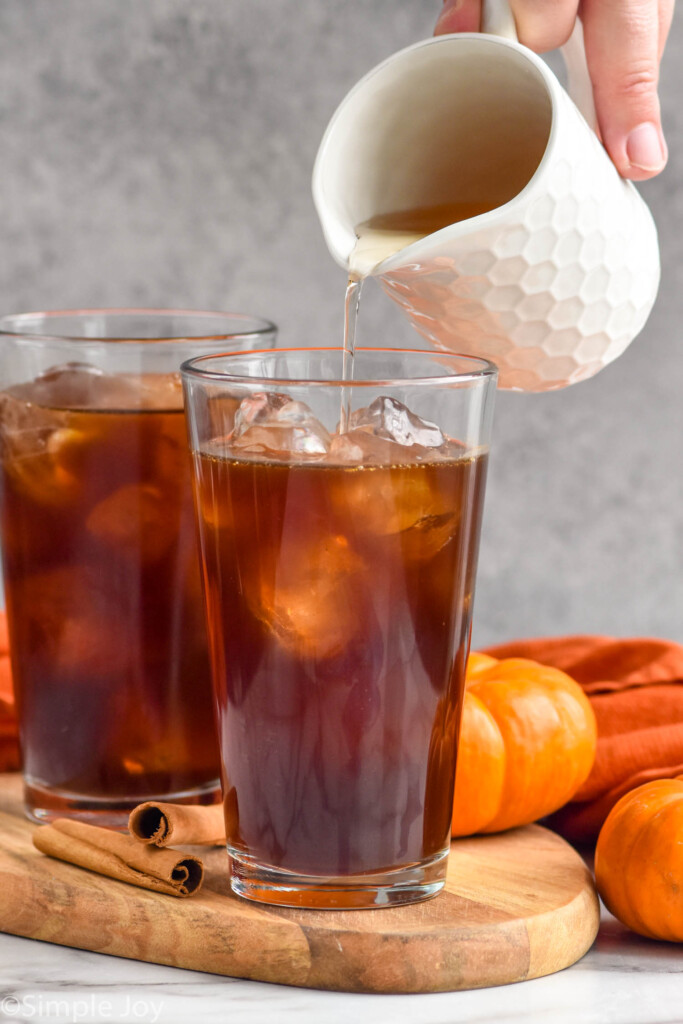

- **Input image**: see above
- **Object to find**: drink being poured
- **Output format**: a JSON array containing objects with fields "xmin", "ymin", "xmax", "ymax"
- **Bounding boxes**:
[{"xmin": 340, "ymin": 201, "xmax": 499, "ymax": 419}]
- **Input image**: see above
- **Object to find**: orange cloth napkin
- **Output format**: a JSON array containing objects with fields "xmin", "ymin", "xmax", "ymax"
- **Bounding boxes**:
[
  {"xmin": 5, "ymin": 619, "xmax": 682, "ymax": 843},
  {"xmin": 0, "ymin": 613, "xmax": 20, "ymax": 772},
  {"xmin": 486, "ymin": 635, "xmax": 683, "ymax": 842}
]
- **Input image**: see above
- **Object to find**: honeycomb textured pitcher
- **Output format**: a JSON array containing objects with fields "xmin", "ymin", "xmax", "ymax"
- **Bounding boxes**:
[{"xmin": 313, "ymin": 0, "xmax": 660, "ymax": 392}]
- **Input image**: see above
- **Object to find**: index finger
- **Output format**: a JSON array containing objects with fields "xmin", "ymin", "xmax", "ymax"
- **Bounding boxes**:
[
  {"xmin": 435, "ymin": 0, "xmax": 482, "ymax": 34},
  {"xmin": 581, "ymin": 0, "xmax": 669, "ymax": 179}
]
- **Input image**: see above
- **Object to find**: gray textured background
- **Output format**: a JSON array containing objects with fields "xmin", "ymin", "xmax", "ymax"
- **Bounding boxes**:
[{"xmin": 1, "ymin": 0, "xmax": 681, "ymax": 646}]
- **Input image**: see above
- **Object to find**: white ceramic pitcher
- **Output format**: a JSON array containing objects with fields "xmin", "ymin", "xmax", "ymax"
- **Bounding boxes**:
[{"xmin": 312, "ymin": 0, "xmax": 660, "ymax": 392}]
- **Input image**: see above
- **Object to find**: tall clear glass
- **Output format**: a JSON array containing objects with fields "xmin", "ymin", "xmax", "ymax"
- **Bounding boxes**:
[
  {"xmin": 0, "ymin": 309, "xmax": 276, "ymax": 826},
  {"xmin": 182, "ymin": 346, "xmax": 497, "ymax": 908}
]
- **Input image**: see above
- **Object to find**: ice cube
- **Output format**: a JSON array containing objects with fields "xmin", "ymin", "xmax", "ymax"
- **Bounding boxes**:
[
  {"xmin": 23, "ymin": 365, "xmax": 183, "ymax": 412},
  {"xmin": 17, "ymin": 565, "xmax": 128, "ymax": 682},
  {"xmin": 86, "ymin": 483, "xmax": 176, "ymax": 562},
  {"xmin": 29, "ymin": 363, "xmax": 108, "ymax": 409},
  {"xmin": 0, "ymin": 390, "xmax": 68, "ymax": 454},
  {"xmin": 133, "ymin": 373, "xmax": 184, "ymax": 411},
  {"xmin": 231, "ymin": 423, "xmax": 331, "ymax": 457},
  {"xmin": 234, "ymin": 392, "xmax": 290, "ymax": 433},
  {"xmin": 349, "ymin": 397, "xmax": 445, "ymax": 449},
  {"xmin": 331, "ymin": 463, "xmax": 460, "ymax": 560},
  {"xmin": 329, "ymin": 429, "xmax": 425, "ymax": 466},
  {"xmin": 328, "ymin": 397, "xmax": 463, "ymax": 558},
  {"xmin": 116, "ymin": 715, "xmax": 192, "ymax": 778},
  {"xmin": 0, "ymin": 394, "xmax": 83, "ymax": 505},
  {"xmin": 81, "ymin": 371, "xmax": 176, "ymax": 412},
  {"xmin": 252, "ymin": 534, "xmax": 362, "ymax": 660},
  {"xmin": 231, "ymin": 392, "xmax": 331, "ymax": 459},
  {"xmin": 46, "ymin": 426, "xmax": 92, "ymax": 472}
]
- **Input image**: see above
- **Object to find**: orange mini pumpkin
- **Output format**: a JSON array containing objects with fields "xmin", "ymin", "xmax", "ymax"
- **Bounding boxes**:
[
  {"xmin": 595, "ymin": 778, "xmax": 683, "ymax": 941},
  {"xmin": 452, "ymin": 653, "xmax": 597, "ymax": 836}
]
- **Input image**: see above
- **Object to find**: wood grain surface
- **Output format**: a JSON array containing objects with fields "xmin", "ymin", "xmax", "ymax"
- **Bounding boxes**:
[{"xmin": 0, "ymin": 773, "xmax": 600, "ymax": 993}]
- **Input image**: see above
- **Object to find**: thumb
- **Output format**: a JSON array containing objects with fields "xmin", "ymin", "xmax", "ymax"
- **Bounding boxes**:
[{"xmin": 582, "ymin": 0, "xmax": 668, "ymax": 180}]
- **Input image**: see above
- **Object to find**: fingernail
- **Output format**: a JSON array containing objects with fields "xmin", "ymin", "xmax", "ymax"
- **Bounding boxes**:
[{"xmin": 626, "ymin": 122, "xmax": 667, "ymax": 172}]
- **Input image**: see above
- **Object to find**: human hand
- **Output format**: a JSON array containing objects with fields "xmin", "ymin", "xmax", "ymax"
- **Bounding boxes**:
[{"xmin": 435, "ymin": 0, "xmax": 673, "ymax": 180}]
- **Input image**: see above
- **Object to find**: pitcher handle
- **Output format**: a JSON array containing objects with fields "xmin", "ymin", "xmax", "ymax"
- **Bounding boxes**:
[{"xmin": 482, "ymin": 0, "xmax": 599, "ymax": 133}]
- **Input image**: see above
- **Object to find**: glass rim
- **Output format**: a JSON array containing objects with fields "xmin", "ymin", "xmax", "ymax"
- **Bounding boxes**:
[
  {"xmin": 0, "ymin": 308, "xmax": 277, "ymax": 344},
  {"xmin": 180, "ymin": 346, "xmax": 498, "ymax": 388}
]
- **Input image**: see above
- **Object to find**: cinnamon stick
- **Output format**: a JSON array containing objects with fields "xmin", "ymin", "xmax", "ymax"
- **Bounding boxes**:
[
  {"xmin": 129, "ymin": 801, "xmax": 226, "ymax": 848},
  {"xmin": 33, "ymin": 818, "xmax": 204, "ymax": 897}
]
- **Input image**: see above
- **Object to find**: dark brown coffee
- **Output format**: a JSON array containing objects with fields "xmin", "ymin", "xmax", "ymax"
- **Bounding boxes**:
[
  {"xmin": 194, "ymin": 445, "xmax": 487, "ymax": 876},
  {"xmin": 0, "ymin": 367, "xmax": 220, "ymax": 818}
]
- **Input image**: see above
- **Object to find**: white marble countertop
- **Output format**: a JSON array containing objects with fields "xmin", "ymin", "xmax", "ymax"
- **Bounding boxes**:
[{"xmin": 1, "ymin": 906, "xmax": 682, "ymax": 1024}]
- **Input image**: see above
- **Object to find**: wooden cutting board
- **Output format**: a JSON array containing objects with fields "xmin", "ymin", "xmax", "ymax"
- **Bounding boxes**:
[{"xmin": 0, "ymin": 773, "xmax": 599, "ymax": 993}]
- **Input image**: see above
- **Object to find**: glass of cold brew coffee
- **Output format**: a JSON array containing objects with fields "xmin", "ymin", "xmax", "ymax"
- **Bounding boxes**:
[
  {"xmin": 0, "ymin": 309, "xmax": 276, "ymax": 826},
  {"xmin": 182, "ymin": 346, "xmax": 496, "ymax": 908}
]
